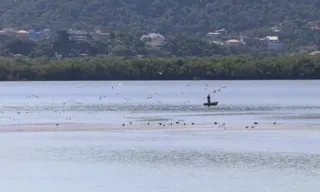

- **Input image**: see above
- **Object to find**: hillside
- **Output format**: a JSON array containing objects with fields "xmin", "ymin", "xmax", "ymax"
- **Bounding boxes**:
[{"xmin": 1, "ymin": 0, "xmax": 320, "ymax": 34}]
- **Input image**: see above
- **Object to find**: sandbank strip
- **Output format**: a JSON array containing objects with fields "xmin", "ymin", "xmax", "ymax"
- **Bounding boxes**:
[{"xmin": 0, "ymin": 122, "xmax": 320, "ymax": 132}]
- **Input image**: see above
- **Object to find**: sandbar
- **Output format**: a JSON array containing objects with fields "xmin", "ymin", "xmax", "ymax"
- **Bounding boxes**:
[{"xmin": 1, "ymin": 122, "xmax": 320, "ymax": 132}]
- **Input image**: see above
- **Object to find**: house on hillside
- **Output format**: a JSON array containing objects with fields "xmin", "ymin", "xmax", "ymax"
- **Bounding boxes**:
[
  {"xmin": 0, "ymin": 28, "xmax": 17, "ymax": 39},
  {"xmin": 68, "ymin": 29, "xmax": 88, "ymax": 41},
  {"xmin": 310, "ymin": 50, "xmax": 320, "ymax": 55},
  {"xmin": 215, "ymin": 28, "xmax": 227, "ymax": 34},
  {"xmin": 270, "ymin": 26, "xmax": 281, "ymax": 33},
  {"xmin": 265, "ymin": 36, "xmax": 283, "ymax": 49},
  {"xmin": 225, "ymin": 39, "xmax": 245, "ymax": 46},
  {"xmin": 2, "ymin": 28, "xmax": 17, "ymax": 35},
  {"xmin": 308, "ymin": 21, "xmax": 320, "ymax": 30},
  {"xmin": 140, "ymin": 33, "xmax": 166, "ymax": 48},
  {"xmin": 43, "ymin": 29, "xmax": 52, "ymax": 39},
  {"xmin": 209, "ymin": 40, "xmax": 225, "ymax": 45},
  {"xmin": 206, "ymin": 31, "xmax": 225, "ymax": 45},
  {"xmin": 16, "ymin": 30, "xmax": 29, "ymax": 39},
  {"xmin": 91, "ymin": 29, "xmax": 110, "ymax": 41},
  {"xmin": 28, "ymin": 30, "xmax": 45, "ymax": 42},
  {"xmin": 206, "ymin": 32, "xmax": 221, "ymax": 38}
]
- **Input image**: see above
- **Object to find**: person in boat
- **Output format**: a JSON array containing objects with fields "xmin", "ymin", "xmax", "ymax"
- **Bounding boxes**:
[{"xmin": 207, "ymin": 94, "xmax": 211, "ymax": 104}]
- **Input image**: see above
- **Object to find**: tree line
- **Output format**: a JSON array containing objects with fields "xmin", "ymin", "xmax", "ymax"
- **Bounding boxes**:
[{"xmin": 0, "ymin": 54, "xmax": 319, "ymax": 81}]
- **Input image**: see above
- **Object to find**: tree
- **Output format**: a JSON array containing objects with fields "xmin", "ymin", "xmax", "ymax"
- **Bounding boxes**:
[
  {"xmin": 4, "ymin": 39, "xmax": 37, "ymax": 56},
  {"xmin": 53, "ymin": 30, "xmax": 71, "ymax": 56}
]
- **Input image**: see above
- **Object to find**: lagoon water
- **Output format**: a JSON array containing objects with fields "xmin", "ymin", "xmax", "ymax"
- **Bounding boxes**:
[
  {"xmin": 1, "ymin": 80, "xmax": 320, "ymax": 125},
  {"xmin": 1, "ymin": 80, "xmax": 320, "ymax": 192}
]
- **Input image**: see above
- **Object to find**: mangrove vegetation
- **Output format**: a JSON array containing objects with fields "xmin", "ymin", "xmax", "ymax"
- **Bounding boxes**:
[{"xmin": 0, "ymin": 54, "xmax": 319, "ymax": 81}]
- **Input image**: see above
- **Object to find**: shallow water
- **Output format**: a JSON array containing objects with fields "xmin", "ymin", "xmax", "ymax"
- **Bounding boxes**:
[
  {"xmin": 0, "ymin": 80, "xmax": 320, "ymax": 125},
  {"xmin": 1, "ymin": 129, "xmax": 320, "ymax": 192},
  {"xmin": 1, "ymin": 80, "xmax": 320, "ymax": 192}
]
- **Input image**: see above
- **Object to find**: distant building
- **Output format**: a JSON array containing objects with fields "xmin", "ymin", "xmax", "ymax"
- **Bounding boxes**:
[
  {"xmin": 206, "ymin": 32, "xmax": 221, "ymax": 39},
  {"xmin": 28, "ymin": 30, "xmax": 45, "ymax": 42},
  {"xmin": 209, "ymin": 40, "xmax": 224, "ymax": 45},
  {"xmin": 215, "ymin": 28, "xmax": 227, "ymax": 34},
  {"xmin": 0, "ymin": 28, "xmax": 16, "ymax": 39},
  {"xmin": 309, "ymin": 21, "xmax": 320, "ymax": 30},
  {"xmin": 253, "ymin": 37, "xmax": 266, "ymax": 42},
  {"xmin": 91, "ymin": 29, "xmax": 110, "ymax": 41},
  {"xmin": 265, "ymin": 36, "xmax": 283, "ymax": 49},
  {"xmin": 16, "ymin": 30, "xmax": 29, "ymax": 38},
  {"xmin": 239, "ymin": 35, "xmax": 247, "ymax": 44},
  {"xmin": 225, "ymin": 39, "xmax": 244, "ymax": 46},
  {"xmin": 68, "ymin": 29, "xmax": 88, "ymax": 41},
  {"xmin": 310, "ymin": 51, "xmax": 320, "ymax": 55},
  {"xmin": 79, "ymin": 53, "xmax": 89, "ymax": 57},
  {"xmin": 43, "ymin": 29, "xmax": 52, "ymax": 39},
  {"xmin": 206, "ymin": 32, "xmax": 221, "ymax": 38},
  {"xmin": 270, "ymin": 26, "xmax": 281, "ymax": 33},
  {"xmin": 140, "ymin": 33, "xmax": 166, "ymax": 48},
  {"xmin": 2, "ymin": 28, "xmax": 17, "ymax": 34},
  {"xmin": 206, "ymin": 31, "xmax": 224, "ymax": 45}
]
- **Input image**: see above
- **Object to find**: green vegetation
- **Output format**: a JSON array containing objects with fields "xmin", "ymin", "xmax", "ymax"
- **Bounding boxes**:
[
  {"xmin": 0, "ymin": 0, "xmax": 320, "ymax": 81},
  {"xmin": 1, "ymin": 0, "xmax": 319, "ymax": 33},
  {"xmin": 0, "ymin": 54, "xmax": 319, "ymax": 81},
  {"xmin": 0, "ymin": 31, "xmax": 262, "ymax": 58},
  {"xmin": 1, "ymin": 0, "xmax": 320, "ymax": 52}
]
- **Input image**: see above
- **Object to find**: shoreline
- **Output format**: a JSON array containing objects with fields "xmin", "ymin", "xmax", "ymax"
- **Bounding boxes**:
[
  {"xmin": 0, "ymin": 55, "xmax": 319, "ymax": 81},
  {"xmin": 1, "ymin": 122, "xmax": 320, "ymax": 133}
]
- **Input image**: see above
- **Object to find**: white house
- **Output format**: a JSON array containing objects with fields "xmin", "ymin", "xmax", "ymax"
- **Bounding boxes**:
[
  {"xmin": 265, "ymin": 36, "xmax": 282, "ymax": 49},
  {"xmin": 43, "ymin": 29, "xmax": 52, "ymax": 39},
  {"xmin": 206, "ymin": 32, "xmax": 221, "ymax": 37},
  {"xmin": 68, "ymin": 29, "xmax": 88, "ymax": 41},
  {"xmin": 91, "ymin": 29, "xmax": 110, "ymax": 41},
  {"xmin": 140, "ymin": 33, "xmax": 166, "ymax": 48},
  {"xmin": 225, "ymin": 39, "xmax": 244, "ymax": 46},
  {"xmin": 16, "ymin": 30, "xmax": 29, "ymax": 38},
  {"xmin": 310, "ymin": 50, "xmax": 320, "ymax": 55}
]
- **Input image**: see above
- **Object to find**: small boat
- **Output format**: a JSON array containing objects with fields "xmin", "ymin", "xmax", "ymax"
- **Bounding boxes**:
[{"xmin": 203, "ymin": 101, "xmax": 219, "ymax": 106}]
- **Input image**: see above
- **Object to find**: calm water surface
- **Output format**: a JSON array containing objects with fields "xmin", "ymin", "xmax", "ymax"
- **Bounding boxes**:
[
  {"xmin": 1, "ymin": 80, "xmax": 320, "ymax": 192},
  {"xmin": 0, "ymin": 80, "xmax": 320, "ymax": 125},
  {"xmin": 1, "ymin": 129, "xmax": 320, "ymax": 192}
]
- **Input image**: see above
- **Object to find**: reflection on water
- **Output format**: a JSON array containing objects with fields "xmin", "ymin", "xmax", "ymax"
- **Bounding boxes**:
[
  {"xmin": 35, "ymin": 147, "xmax": 320, "ymax": 170},
  {"xmin": 4, "ymin": 103, "xmax": 320, "ymax": 112}
]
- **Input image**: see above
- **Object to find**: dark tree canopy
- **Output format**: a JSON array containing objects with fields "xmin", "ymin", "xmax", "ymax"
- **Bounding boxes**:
[
  {"xmin": 1, "ymin": 0, "xmax": 319, "ymax": 35},
  {"xmin": 0, "ymin": 54, "xmax": 320, "ymax": 81}
]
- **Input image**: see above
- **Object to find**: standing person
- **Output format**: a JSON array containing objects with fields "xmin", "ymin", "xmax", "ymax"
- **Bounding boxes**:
[{"xmin": 207, "ymin": 94, "xmax": 211, "ymax": 104}]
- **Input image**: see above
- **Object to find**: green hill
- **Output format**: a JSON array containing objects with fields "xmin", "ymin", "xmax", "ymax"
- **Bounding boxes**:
[{"xmin": 1, "ymin": 0, "xmax": 320, "ymax": 34}]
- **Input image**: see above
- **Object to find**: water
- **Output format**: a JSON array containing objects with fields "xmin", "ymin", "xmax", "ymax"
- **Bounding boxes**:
[
  {"xmin": 0, "ymin": 80, "xmax": 320, "ymax": 125},
  {"xmin": 1, "ymin": 80, "xmax": 320, "ymax": 191},
  {"xmin": 1, "ymin": 130, "xmax": 320, "ymax": 192}
]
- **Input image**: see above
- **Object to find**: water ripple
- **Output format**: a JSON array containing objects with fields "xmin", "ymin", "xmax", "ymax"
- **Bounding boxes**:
[
  {"xmin": 33, "ymin": 148, "xmax": 320, "ymax": 171},
  {"xmin": 3, "ymin": 104, "xmax": 320, "ymax": 113}
]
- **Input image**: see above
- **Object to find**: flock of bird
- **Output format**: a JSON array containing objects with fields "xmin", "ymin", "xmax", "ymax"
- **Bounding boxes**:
[
  {"xmin": 120, "ymin": 120, "xmax": 277, "ymax": 130},
  {"xmin": 0, "ymin": 81, "xmax": 277, "ymax": 130}
]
